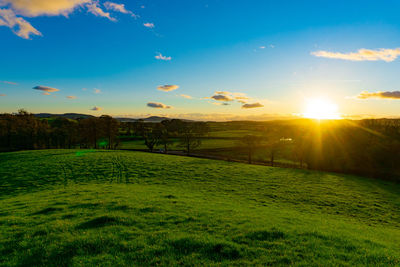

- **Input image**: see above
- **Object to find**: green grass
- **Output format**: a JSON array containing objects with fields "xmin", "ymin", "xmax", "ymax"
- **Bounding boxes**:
[
  {"xmin": 0, "ymin": 150, "xmax": 399, "ymax": 266},
  {"xmin": 120, "ymin": 138, "xmax": 238, "ymax": 150}
]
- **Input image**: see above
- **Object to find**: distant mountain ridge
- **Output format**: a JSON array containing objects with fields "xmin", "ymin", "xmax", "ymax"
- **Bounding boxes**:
[
  {"xmin": 35, "ymin": 113, "xmax": 95, "ymax": 120},
  {"xmin": 34, "ymin": 113, "xmax": 187, "ymax": 122}
]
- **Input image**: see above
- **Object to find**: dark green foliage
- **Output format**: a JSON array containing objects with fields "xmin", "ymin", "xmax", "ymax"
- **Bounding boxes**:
[{"xmin": 0, "ymin": 111, "xmax": 120, "ymax": 151}]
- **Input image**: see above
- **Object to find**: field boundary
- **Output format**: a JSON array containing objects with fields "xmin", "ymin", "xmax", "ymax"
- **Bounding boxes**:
[{"xmin": 119, "ymin": 148, "xmax": 305, "ymax": 170}]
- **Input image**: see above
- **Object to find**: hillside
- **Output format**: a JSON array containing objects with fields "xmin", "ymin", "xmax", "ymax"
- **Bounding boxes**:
[
  {"xmin": 33, "ymin": 113, "xmax": 191, "ymax": 122},
  {"xmin": 0, "ymin": 150, "xmax": 399, "ymax": 266}
]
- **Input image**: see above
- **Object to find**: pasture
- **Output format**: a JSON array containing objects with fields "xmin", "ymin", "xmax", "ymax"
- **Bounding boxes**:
[{"xmin": 0, "ymin": 150, "xmax": 399, "ymax": 266}]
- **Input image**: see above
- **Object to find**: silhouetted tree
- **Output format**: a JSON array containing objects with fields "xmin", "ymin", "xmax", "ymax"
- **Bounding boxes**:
[
  {"xmin": 156, "ymin": 123, "xmax": 173, "ymax": 152},
  {"xmin": 99, "ymin": 115, "xmax": 120, "ymax": 149},
  {"xmin": 177, "ymin": 121, "xmax": 209, "ymax": 154},
  {"xmin": 240, "ymin": 134, "xmax": 262, "ymax": 164}
]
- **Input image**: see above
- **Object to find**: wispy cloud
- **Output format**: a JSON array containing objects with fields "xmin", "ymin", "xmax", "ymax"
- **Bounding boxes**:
[
  {"xmin": 352, "ymin": 91, "xmax": 400, "ymax": 100},
  {"xmin": 212, "ymin": 102, "xmax": 230, "ymax": 106},
  {"xmin": 67, "ymin": 95, "xmax": 77, "ymax": 99},
  {"xmin": 206, "ymin": 91, "xmax": 257, "ymax": 105},
  {"xmin": 42, "ymin": 92, "xmax": 51, "ymax": 95},
  {"xmin": 94, "ymin": 88, "xmax": 101, "ymax": 94},
  {"xmin": 0, "ymin": 0, "xmax": 90, "ymax": 16},
  {"xmin": 33, "ymin": 85, "xmax": 60, "ymax": 92},
  {"xmin": 211, "ymin": 94, "xmax": 233, "ymax": 101},
  {"xmin": 104, "ymin": 1, "xmax": 137, "ymax": 17},
  {"xmin": 143, "ymin": 22, "xmax": 154, "ymax": 28},
  {"xmin": 215, "ymin": 91, "xmax": 231, "ymax": 95},
  {"xmin": 0, "ymin": 0, "xmax": 134, "ymax": 38},
  {"xmin": 91, "ymin": 106, "xmax": 102, "ymax": 111},
  {"xmin": 155, "ymin": 53, "xmax": 171, "ymax": 61},
  {"xmin": 0, "ymin": 93, "xmax": 6, "ymax": 96},
  {"xmin": 157, "ymin": 85, "xmax": 179, "ymax": 92},
  {"xmin": 86, "ymin": 1, "xmax": 116, "ymax": 21},
  {"xmin": 0, "ymin": 8, "xmax": 41, "ymax": 39},
  {"xmin": 179, "ymin": 94, "xmax": 193, "ymax": 99},
  {"xmin": 235, "ymin": 96, "xmax": 249, "ymax": 104},
  {"xmin": 312, "ymin": 48, "xmax": 400, "ymax": 62},
  {"xmin": 235, "ymin": 96, "xmax": 249, "ymax": 100},
  {"xmin": 242, "ymin": 102, "xmax": 264, "ymax": 109},
  {"xmin": 147, "ymin": 102, "xmax": 172, "ymax": 109},
  {"xmin": 1, "ymin": 80, "xmax": 17, "ymax": 85}
]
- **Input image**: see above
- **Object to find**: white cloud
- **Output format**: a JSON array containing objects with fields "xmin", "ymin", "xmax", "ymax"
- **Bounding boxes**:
[
  {"xmin": 104, "ymin": 1, "xmax": 136, "ymax": 17},
  {"xmin": 91, "ymin": 106, "xmax": 102, "ymax": 111},
  {"xmin": 352, "ymin": 91, "xmax": 400, "ymax": 100},
  {"xmin": 312, "ymin": 48, "xmax": 400, "ymax": 62},
  {"xmin": 242, "ymin": 102, "xmax": 264, "ymax": 109},
  {"xmin": 143, "ymin": 22, "xmax": 154, "ymax": 28},
  {"xmin": 147, "ymin": 102, "xmax": 172, "ymax": 109},
  {"xmin": 0, "ymin": 8, "xmax": 41, "ymax": 39},
  {"xmin": 86, "ymin": 1, "xmax": 116, "ymax": 21},
  {"xmin": 33, "ymin": 85, "xmax": 60, "ymax": 92},
  {"xmin": 155, "ymin": 53, "xmax": 171, "ymax": 61},
  {"xmin": 157, "ymin": 85, "xmax": 179, "ymax": 92}
]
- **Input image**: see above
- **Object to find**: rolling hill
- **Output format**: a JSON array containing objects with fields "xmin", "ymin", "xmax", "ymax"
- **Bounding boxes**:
[{"xmin": 0, "ymin": 150, "xmax": 399, "ymax": 266}]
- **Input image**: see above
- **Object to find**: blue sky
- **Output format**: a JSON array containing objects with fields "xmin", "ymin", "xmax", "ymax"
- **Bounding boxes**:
[{"xmin": 1, "ymin": 0, "xmax": 400, "ymax": 120}]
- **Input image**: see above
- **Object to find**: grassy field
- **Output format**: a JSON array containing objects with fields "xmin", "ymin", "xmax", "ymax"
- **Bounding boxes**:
[
  {"xmin": 119, "ymin": 138, "xmax": 239, "ymax": 151},
  {"xmin": 119, "ymin": 138, "xmax": 297, "ymax": 166},
  {"xmin": 0, "ymin": 150, "xmax": 399, "ymax": 266}
]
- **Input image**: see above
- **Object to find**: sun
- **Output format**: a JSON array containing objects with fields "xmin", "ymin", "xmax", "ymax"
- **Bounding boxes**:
[{"xmin": 303, "ymin": 98, "xmax": 341, "ymax": 120}]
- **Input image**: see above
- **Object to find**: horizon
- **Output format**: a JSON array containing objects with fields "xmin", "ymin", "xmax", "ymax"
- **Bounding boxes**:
[
  {"xmin": 1, "ymin": 0, "xmax": 400, "ymax": 120},
  {"xmin": 29, "ymin": 111, "xmax": 400, "ymax": 122}
]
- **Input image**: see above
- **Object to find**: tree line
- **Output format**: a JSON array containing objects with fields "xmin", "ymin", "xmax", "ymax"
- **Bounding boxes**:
[
  {"xmin": 238, "ymin": 119, "xmax": 400, "ymax": 180},
  {"xmin": 0, "ymin": 110, "xmax": 120, "ymax": 151},
  {"xmin": 1, "ymin": 110, "xmax": 399, "ymax": 181},
  {"xmin": 120, "ymin": 119, "xmax": 209, "ymax": 154}
]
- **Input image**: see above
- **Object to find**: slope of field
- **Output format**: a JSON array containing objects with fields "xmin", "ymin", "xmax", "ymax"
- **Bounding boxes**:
[{"xmin": 0, "ymin": 150, "xmax": 399, "ymax": 266}]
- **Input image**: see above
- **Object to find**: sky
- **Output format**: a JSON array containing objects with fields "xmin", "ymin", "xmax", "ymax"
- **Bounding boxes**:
[{"xmin": 0, "ymin": 0, "xmax": 400, "ymax": 121}]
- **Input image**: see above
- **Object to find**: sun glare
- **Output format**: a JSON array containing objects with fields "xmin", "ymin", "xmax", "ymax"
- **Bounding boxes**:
[{"xmin": 303, "ymin": 98, "xmax": 341, "ymax": 120}]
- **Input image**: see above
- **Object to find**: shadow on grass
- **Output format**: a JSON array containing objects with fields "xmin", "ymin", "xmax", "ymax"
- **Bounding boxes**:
[
  {"xmin": 76, "ymin": 216, "xmax": 132, "ymax": 229},
  {"xmin": 168, "ymin": 237, "xmax": 242, "ymax": 261},
  {"xmin": 245, "ymin": 229, "xmax": 286, "ymax": 241},
  {"xmin": 32, "ymin": 207, "xmax": 63, "ymax": 215}
]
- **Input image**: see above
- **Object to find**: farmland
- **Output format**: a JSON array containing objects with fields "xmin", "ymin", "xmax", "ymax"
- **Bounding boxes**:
[{"xmin": 1, "ymin": 150, "xmax": 399, "ymax": 266}]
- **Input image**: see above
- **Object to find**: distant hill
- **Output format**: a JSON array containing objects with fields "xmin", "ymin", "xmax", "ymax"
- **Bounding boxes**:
[
  {"xmin": 116, "ymin": 116, "xmax": 170, "ymax": 122},
  {"xmin": 34, "ymin": 113, "xmax": 190, "ymax": 122},
  {"xmin": 35, "ymin": 113, "xmax": 94, "ymax": 120}
]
